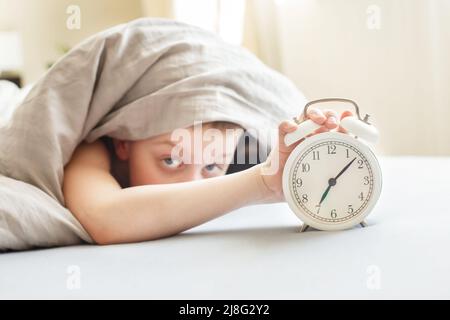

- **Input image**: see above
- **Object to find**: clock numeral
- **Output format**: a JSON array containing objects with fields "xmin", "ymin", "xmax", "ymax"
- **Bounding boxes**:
[
  {"xmin": 363, "ymin": 176, "xmax": 370, "ymax": 185},
  {"xmin": 295, "ymin": 178, "xmax": 303, "ymax": 188},
  {"xmin": 302, "ymin": 163, "xmax": 310, "ymax": 172},
  {"xmin": 347, "ymin": 205, "xmax": 354, "ymax": 214},
  {"xmin": 312, "ymin": 151, "xmax": 320, "ymax": 160},
  {"xmin": 328, "ymin": 145, "xmax": 336, "ymax": 155},
  {"xmin": 301, "ymin": 194, "xmax": 308, "ymax": 203},
  {"xmin": 346, "ymin": 148, "xmax": 350, "ymax": 158},
  {"xmin": 331, "ymin": 209, "xmax": 337, "ymax": 219},
  {"xmin": 315, "ymin": 204, "xmax": 321, "ymax": 214},
  {"xmin": 357, "ymin": 159, "xmax": 364, "ymax": 169},
  {"xmin": 358, "ymin": 192, "xmax": 364, "ymax": 201}
]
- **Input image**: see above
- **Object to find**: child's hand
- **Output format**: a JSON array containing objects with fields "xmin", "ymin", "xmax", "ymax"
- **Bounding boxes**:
[{"xmin": 258, "ymin": 108, "xmax": 353, "ymax": 203}]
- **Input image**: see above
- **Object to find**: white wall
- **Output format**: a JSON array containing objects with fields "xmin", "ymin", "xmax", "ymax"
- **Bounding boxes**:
[
  {"xmin": 0, "ymin": 0, "xmax": 143, "ymax": 84},
  {"xmin": 275, "ymin": 0, "xmax": 450, "ymax": 156},
  {"xmin": 2, "ymin": 0, "xmax": 448, "ymax": 155}
]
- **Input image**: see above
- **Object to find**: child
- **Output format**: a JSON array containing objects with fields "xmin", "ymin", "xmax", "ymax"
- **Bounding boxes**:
[{"xmin": 62, "ymin": 107, "xmax": 352, "ymax": 245}]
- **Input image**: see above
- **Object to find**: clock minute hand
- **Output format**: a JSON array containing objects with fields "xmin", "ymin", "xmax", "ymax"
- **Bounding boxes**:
[
  {"xmin": 319, "ymin": 175, "xmax": 338, "ymax": 205},
  {"xmin": 319, "ymin": 157, "xmax": 356, "ymax": 205},
  {"xmin": 334, "ymin": 157, "xmax": 357, "ymax": 181}
]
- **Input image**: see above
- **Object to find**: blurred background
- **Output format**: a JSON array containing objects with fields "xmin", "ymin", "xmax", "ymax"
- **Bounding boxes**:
[{"xmin": 0, "ymin": 0, "xmax": 449, "ymax": 156}]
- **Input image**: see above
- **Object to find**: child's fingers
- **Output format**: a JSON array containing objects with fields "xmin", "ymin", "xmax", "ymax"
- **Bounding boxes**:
[
  {"xmin": 306, "ymin": 108, "xmax": 327, "ymax": 125},
  {"xmin": 323, "ymin": 109, "xmax": 340, "ymax": 129},
  {"xmin": 285, "ymin": 108, "xmax": 353, "ymax": 140},
  {"xmin": 278, "ymin": 120, "xmax": 301, "ymax": 151},
  {"xmin": 279, "ymin": 119, "xmax": 298, "ymax": 135},
  {"xmin": 306, "ymin": 126, "xmax": 330, "ymax": 138},
  {"xmin": 315, "ymin": 126, "xmax": 330, "ymax": 134},
  {"xmin": 337, "ymin": 110, "xmax": 353, "ymax": 133},
  {"xmin": 340, "ymin": 110, "xmax": 353, "ymax": 119},
  {"xmin": 282, "ymin": 107, "xmax": 347, "ymax": 147}
]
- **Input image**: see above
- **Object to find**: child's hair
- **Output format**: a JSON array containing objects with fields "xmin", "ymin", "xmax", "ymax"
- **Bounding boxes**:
[{"xmin": 206, "ymin": 121, "xmax": 266, "ymax": 174}]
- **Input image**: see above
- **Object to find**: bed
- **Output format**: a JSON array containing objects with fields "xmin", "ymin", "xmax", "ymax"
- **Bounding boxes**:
[{"xmin": 1, "ymin": 156, "xmax": 449, "ymax": 299}]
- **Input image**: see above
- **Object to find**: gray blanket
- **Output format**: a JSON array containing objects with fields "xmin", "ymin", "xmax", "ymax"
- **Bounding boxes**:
[{"xmin": 0, "ymin": 18, "xmax": 305, "ymax": 251}]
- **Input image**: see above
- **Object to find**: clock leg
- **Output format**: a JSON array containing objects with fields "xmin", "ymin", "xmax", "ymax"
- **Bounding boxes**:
[
  {"xmin": 360, "ymin": 220, "xmax": 368, "ymax": 228},
  {"xmin": 300, "ymin": 223, "xmax": 310, "ymax": 232}
]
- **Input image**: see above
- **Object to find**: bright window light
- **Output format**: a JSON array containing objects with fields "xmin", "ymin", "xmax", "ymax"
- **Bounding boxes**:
[{"xmin": 173, "ymin": 0, "xmax": 246, "ymax": 45}]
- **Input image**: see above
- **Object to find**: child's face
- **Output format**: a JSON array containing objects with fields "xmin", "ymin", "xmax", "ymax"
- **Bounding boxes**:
[{"xmin": 113, "ymin": 124, "xmax": 242, "ymax": 186}]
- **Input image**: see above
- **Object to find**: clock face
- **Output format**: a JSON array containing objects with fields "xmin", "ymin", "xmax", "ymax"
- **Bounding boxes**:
[{"xmin": 283, "ymin": 132, "xmax": 382, "ymax": 230}]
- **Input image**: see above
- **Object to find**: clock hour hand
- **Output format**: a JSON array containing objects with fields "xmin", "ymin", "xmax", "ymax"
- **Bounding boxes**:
[{"xmin": 319, "ymin": 184, "xmax": 332, "ymax": 205}]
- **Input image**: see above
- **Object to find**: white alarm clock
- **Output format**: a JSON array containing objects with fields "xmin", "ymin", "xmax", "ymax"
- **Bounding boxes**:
[{"xmin": 282, "ymin": 98, "xmax": 382, "ymax": 232}]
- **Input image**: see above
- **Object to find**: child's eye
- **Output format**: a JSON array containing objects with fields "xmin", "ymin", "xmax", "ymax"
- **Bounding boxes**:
[
  {"xmin": 204, "ymin": 164, "xmax": 217, "ymax": 171},
  {"xmin": 204, "ymin": 163, "xmax": 222, "ymax": 173},
  {"xmin": 162, "ymin": 157, "xmax": 183, "ymax": 169}
]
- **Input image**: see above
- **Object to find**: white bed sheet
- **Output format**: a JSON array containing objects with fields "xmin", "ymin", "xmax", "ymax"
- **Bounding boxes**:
[{"xmin": 0, "ymin": 156, "xmax": 449, "ymax": 299}]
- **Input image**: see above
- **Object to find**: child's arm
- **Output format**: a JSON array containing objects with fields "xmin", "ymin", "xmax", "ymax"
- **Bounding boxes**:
[
  {"xmin": 63, "ymin": 141, "xmax": 271, "ymax": 245},
  {"xmin": 63, "ymin": 109, "xmax": 347, "ymax": 245}
]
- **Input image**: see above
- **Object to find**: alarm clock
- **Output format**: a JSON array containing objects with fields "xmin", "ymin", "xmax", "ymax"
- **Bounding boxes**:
[{"xmin": 282, "ymin": 98, "xmax": 382, "ymax": 232}]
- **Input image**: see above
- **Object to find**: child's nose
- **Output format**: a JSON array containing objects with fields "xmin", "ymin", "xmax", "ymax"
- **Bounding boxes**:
[{"xmin": 180, "ymin": 165, "xmax": 204, "ymax": 182}]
